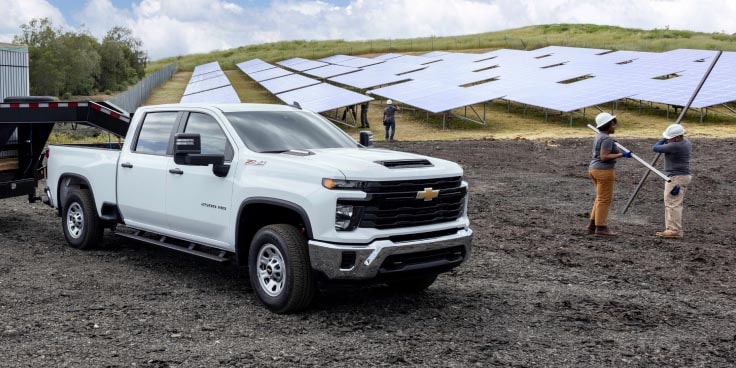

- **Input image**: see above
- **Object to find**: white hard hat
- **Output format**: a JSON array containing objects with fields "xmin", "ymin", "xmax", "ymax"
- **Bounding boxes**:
[
  {"xmin": 663, "ymin": 124, "xmax": 685, "ymax": 139},
  {"xmin": 595, "ymin": 112, "xmax": 616, "ymax": 128},
  {"xmin": 386, "ymin": 99, "xmax": 393, "ymax": 105}
]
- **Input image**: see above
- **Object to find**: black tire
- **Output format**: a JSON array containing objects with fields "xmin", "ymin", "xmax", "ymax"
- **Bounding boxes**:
[
  {"xmin": 61, "ymin": 188, "xmax": 103, "ymax": 249},
  {"xmin": 386, "ymin": 273, "xmax": 439, "ymax": 293},
  {"xmin": 248, "ymin": 224, "xmax": 315, "ymax": 313}
]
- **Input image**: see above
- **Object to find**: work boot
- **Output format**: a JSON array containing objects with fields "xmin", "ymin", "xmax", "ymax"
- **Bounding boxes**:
[
  {"xmin": 586, "ymin": 220, "xmax": 596, "ymax": 235},
  {"xmin": 595, "ymin": 226, "xmax": 618, "ymax": 238},
  {"xmin": 655, "ymin": 230, "xmax": 683, "ymax": 239}
]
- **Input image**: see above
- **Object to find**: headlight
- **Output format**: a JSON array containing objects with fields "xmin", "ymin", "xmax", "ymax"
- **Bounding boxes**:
[
  {"xmin": 322, "ymin": 178, "xmax": 366, "ymax": 190},
  {"xmin": 335, "ymin": 204, "xmax": 364, "ymax": 231}
]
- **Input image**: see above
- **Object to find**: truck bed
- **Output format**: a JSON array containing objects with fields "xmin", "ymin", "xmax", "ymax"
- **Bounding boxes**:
[{"xmin": 47, "ymin": 144, "xmax": 122, "ymax": 212}]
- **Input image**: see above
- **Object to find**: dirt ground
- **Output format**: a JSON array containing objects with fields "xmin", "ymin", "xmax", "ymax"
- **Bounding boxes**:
[{"xmin": 1, "ymin": 137, "xmax": 735, "ymax": 367}]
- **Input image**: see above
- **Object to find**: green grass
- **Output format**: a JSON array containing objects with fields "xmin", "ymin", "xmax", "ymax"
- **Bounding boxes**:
[{"xmin": 146, "ymin": 24, "xmax": 736, "ymax": 73}]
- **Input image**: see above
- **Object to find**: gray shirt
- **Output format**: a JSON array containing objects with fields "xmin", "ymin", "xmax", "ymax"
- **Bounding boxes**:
[
  {"xmin": 589, "ymin": 133, "xmax": 620, "ymax": 170},
  {"xmin": 384, "ymin": 105, "xmax": 398, "ymax": 122},
  {"xmin": 653, "ymin": 138, "xmax": 691, "ymax": 176}
]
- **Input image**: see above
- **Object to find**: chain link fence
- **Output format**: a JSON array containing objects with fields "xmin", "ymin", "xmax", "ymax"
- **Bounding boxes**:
[{"xmin": 108, "ymin": 63, "xmax": 177, "ymax": 113}]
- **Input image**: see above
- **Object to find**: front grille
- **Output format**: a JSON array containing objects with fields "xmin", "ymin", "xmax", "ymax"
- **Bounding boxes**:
[
  {"xmin": 379, "ymin": 245, "xmax": 466, "ymax": 273},
  {"xmin": 340, "ymin": 176, "xmax": 466, "ymax": 230},
  {"xmin": 363, "ymin": 176, "xmax": 462, "ymax": 193}
]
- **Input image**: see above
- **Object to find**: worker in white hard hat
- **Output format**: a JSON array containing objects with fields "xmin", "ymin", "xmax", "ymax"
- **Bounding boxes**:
[
  {"xmin": 652, "ymin": 124, "xmax": 692, "ymax": 239},
  {"xmin": 587, "ymin": 112, "xmax": 632, "ymax": 237},
  {"xmin": 383, "ymin": 99, "xmax": 400, "ymax": 142}
]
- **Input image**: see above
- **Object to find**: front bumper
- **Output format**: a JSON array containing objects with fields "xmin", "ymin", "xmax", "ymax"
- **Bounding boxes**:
[{"xmin": 308, "ymin": 228, "xmax": 473, "ymax": 280}]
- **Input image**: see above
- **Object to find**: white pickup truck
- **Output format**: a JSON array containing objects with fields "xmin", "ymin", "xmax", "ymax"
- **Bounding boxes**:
[{"xmin": 37, "ymin": 102, "xmax": 473, "ymax": 313}]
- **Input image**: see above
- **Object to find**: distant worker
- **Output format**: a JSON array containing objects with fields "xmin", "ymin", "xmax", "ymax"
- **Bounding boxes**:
[
  {"xmin": 341, "ymin": 104, "xmax": 357, "ymax": 123},
  {"xmin": 383, "ymin": 99, "xmax": 400, "ymax": 142},
  {"xmin": 360, "ymin": 101, "xmax": 370, "ymax": 128},
  {"xmin": 587, "ymin": 112, "xmax": 632, "ymax": 237},
  {"xmin": 652, "ymin": 124, "xmax": 692, "ymax": 239}
]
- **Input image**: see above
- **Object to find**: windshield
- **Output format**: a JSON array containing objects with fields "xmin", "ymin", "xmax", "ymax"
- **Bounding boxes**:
[{"xmin": 224, "ymin": 111, "xmax": 358, "ymax": 153}]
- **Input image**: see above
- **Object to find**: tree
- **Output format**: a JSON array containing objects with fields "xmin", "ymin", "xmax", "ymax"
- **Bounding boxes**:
[
  {"xmin": 57, "ymin": 32, "xmax": 101, "ymax": 95},
  {"xmin": 99, "ymin": 26, "xmax": 148, "ymax": 91},
  {"xmin": 13, "ymin": 18, "xmax": 64, "ymax": 96},
  {"xmin": 13, "ymin": 19, "xmax": 147, "ymax": 97}
]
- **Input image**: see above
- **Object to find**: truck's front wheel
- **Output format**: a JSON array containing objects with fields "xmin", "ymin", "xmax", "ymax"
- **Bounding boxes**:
[
  {"xmin": 248, "ymin": 224, "xmax": 315, "ymax": 313},
  {"xmin": 62, "ymin": 188, "xmax": 103, "ymax": 249}
]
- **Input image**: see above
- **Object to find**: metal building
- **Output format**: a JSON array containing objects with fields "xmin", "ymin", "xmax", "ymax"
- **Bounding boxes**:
[
  {"xmin": 0, "ymin": 43, "xmax": 29, "ymax": 100},
  {"xmin": 0, "ymin": 43, "xmax": 29, "ymax": 159}
]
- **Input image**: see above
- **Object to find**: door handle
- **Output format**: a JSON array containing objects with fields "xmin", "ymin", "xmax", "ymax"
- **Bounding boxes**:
[
  {"xmin": 121, "ymin": 162, "xmax": 133, "ymax": 168},
  {"xmin": 169, "ymin": 168, "xmax": 184, "ymax": 175}
]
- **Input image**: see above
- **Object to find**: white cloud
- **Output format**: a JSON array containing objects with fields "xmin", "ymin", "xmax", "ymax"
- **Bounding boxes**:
[
  {"xmin": 1, "ymin": 0, "xmax": 735, "ymax": 60},
  {"xmin": 0, "ymin": 0, "xmax": 66, "ymax": 43}
]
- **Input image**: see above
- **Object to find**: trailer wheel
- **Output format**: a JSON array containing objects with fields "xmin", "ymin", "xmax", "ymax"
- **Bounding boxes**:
[
  {"xmin": 248, "ymin": 224, "xmax": 315, "ymax": 313},
  {"xmin": 62, "ymin": 188, "xmax": 103, "ymax": 249},
  {"xmin": 386, "ymin": 273, "xmax": 439, "ymax": 293}
]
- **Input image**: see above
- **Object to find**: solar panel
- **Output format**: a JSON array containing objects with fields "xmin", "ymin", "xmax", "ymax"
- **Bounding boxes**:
[
  {"xmin": 333, "ymin": 57, "xmax": 384, "ymax": 68},
  {"xmin": 402, "ymin": 87, "xmax": 503, "ymax": 114},
  {"xmin": 303, "ymin": 64, "xmax": 359, "ymax": 79},
  {"xmin": 192, "ymin": 61, "xmax": 221, "ymax": 77},
  {"xmin": 181, "ymin": 85, "xmax": 241, "ymax": 103},
  {"xmin": 188, "ymin": 70, "xmax": 226, "ymax": 84},
  {"xmin": 329, "ymin": 70, "xmax": 411, "ymax": 89},
  {"xmin": 259, "ymin": 74, "xmax": 321, "ymax": 94},
  {"xmin": 318, "ymin": 54, "xmax": 356, "ymax": 64},
  {"xmin": 249, "ymin": 68, "xmax": 293, "ymax": 82},
  {"xmin": 183, "ymin": 74, "xmax": 232, "ymax": 96},
  {"xmin": 277, "ymin": 57, "xmax": 328, "ymax": 71},
  {"xmin": 236, "ymin": 59, "xmax": 275, "ymax": 74},
  {"xmin": 373, "ymin": 53, "xmax": 403, "ymax": 61},
  {"xmin": 275, "ymin": 83, "xmax": 372, "ymax": 113}
]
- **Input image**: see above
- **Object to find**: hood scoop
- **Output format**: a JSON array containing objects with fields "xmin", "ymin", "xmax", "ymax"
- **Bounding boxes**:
[{"xmin": 376, "ymin": 159, "xmax": 433, "ymax": 169}]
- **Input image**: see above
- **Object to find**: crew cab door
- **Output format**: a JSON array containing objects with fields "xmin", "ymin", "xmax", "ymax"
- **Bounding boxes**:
[
  {"xmin": 117, "ymin": 111, "xmax": 181, "ymax": 231},
  {"xmin": 165, "ymin": 112, "xmax": 235, "ymax": 246}
]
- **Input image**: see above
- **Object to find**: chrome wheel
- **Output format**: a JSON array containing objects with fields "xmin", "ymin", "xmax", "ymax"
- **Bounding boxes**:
[
  {"xmin": 66, "ymin": 202, "xmax": 84, "ymax": 239},
  {"xmin": 257, "ymin": 243, "xmax": 285, "ymax": 297}
]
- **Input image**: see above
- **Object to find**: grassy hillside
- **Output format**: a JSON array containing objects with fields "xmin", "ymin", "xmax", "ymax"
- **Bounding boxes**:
[
  {"xmin": 147, "ymin": 24, "xmax": 736, "ymax": 72},
  {"xmin": 138, "ymin": 24, "xmax": 736, "ymax": 142}
]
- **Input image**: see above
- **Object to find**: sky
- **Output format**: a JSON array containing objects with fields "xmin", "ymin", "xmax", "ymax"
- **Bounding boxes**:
[{"xmin": 1, "ymin": 0, "xmax": 735, "ymax": 60}]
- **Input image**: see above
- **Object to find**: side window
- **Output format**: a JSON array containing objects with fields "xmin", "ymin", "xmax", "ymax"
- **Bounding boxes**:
[
  {"xmin": 134, "ymin": 112, "xmax": 178, "ymax": 155},
  {"xmin": 184, "ymin": 113, "xmax": 234, "ymax": 161}
]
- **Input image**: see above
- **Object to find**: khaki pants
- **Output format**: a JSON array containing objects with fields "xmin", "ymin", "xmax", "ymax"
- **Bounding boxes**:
[
  {"xmin": 664, "ymin": 175, "xmax": 692, "ymax": 234},
  {"xmin": 589, "ymin": 169, "xmax": 615, "ymax": 227}
]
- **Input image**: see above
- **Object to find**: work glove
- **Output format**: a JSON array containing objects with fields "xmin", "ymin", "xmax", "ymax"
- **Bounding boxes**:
[
  {"xmin": 670, "ymin": 184, "xmax": 681, "ymax": 195},
  {"xmin": 621, "ymin": 151, "xmax": 632, "ymax": 158}
]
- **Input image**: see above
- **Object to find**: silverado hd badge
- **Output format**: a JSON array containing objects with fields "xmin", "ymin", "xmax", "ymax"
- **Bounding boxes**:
[{"xmin": 416, "ymin": 188, "xmax": 439, "ymax": 201}]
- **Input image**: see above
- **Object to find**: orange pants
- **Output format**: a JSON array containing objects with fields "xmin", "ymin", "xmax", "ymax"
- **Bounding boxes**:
[{"xmin": 589, "ymin": 169, "xmax": 615, "ymax": 227}]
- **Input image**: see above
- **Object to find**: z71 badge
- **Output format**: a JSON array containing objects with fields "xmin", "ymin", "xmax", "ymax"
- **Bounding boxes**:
[{"xmin": 244, "ymin": 159, "xmax": 267, "ymax": 166}]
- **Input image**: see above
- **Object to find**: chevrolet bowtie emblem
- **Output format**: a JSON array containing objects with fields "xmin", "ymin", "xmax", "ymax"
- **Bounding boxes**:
[{"xmin": 416, "ymin": 187, "xmax": 439, "ymax": 201}]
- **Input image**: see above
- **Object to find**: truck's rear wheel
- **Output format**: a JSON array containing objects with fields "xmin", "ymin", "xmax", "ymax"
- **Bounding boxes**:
[
  {"xmin": 248, "ymin": 224, "xmax": 315, "ymax": 313},
  {"xmin": 62, "ymin": 188, "xmax": 103, "ymax": 249}
]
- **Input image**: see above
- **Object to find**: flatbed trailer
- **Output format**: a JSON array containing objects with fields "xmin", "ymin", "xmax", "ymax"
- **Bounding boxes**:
[{"xmin": 0, "ymin": 97, "xmax": 130, "ymax": 201}]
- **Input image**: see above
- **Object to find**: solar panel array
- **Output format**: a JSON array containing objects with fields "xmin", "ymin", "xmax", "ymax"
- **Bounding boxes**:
[
  {"xmin": 237, "ymin": 47, "xmax": 736, "ymax": 119},
  {"xmin": 181, "ymin": 61, "xmax": 240, "ymax": 103},
  {"xmin": 236, "ymin": 59, "xmax": 373, "ymax": 113}
]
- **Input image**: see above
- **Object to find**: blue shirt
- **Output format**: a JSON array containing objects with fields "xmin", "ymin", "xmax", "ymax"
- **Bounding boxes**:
[{"xmin": 653, "ymin": 138, "xmax": 691, "ymax": 176}]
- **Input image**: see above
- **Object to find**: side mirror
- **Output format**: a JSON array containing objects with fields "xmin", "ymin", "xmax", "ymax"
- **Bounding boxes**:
[
  {"xmin": 359, "ymin": 131, "xmax": 373, "ymax": 147},
  {"xmin": 173, "ymin": 133, "xmax": 225, "ymax": 167}
]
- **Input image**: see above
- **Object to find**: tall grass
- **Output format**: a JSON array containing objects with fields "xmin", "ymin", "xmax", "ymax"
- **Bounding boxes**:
[{"xmin": 147, "ymin": 24, "xmax": 736, "ymax": 73}]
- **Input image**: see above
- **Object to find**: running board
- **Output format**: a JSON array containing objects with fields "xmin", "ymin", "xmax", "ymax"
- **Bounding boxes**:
[{"xmin": 115, "ymin": 230, "xmax": 231, "ymax": 263}]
